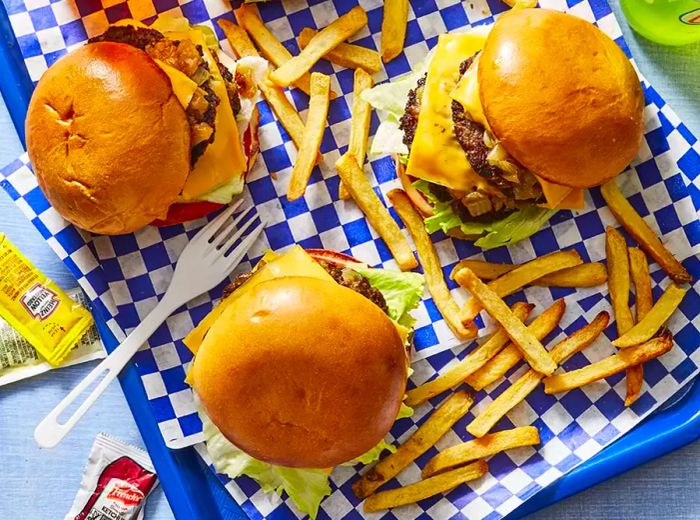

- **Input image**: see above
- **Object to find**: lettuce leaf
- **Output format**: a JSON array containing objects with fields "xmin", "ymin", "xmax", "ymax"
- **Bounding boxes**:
[
  {"xmin": 349, "ymin": 266, "xmax": 424, "ymax": 328},
  {"xmin": 200, "ymin": 403, "xmax": 331, "ymax": 520},
  {"xmin": 415, "ymin": 180, "xmax": 556, "ymax": 249},
  {"xmin": 362, "ymin": 53, "xmax": 433, "ymax": 158}
]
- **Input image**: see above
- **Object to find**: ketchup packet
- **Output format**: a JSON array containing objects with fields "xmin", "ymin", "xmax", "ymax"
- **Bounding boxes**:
[{"xmin": 66, "ymin": 434, "xmax": 159, "ymax": 520}]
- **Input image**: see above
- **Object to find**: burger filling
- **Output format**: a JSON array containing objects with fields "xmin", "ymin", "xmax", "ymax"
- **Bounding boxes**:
[{"xmin": 89, "ymin": 25, "xmax": 242, "ymax": 166}]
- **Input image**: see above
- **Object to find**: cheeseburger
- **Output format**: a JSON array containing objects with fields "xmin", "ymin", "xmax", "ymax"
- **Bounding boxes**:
[
  {"xmin": 183, "ymin": 245, "xmax": 424, "ymax": 518},
  {"xmin": 364, "ymin": 8, "xmax": 644, "ymax": 248},
  {"xmin": 25, "ymin": 17, "xmax": 266, "ymax": 235}
]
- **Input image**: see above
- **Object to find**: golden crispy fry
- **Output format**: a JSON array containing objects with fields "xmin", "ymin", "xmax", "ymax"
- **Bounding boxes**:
[
  {"xmin": 466, "ymin": 300, "xmax": 566, "ymax": 391},
  {"xmin": 287, "ymin": 73, "xmax": 330, "ymax": 201},
  {"xmin": 218, "ymin": 19, "xmax": 259, "ymax": 58},
  {"xmin": 396, "ymin": 157, "xmax": 433, "ymax": 217},
  {"xmin": 338, "ymin": 68, "xmax": 374, "ymax": 199},
  {"xmin": 389, "ymin": 189, "xmax": 477, "ymax": 339},
  {"xmin": 423, "ymin": 426, "xmax": 540, "ymax": 477},
  {"xmin": 455, "ymin": 268, "xmax": 557, "ymax": 375},
  {"xmin": 467, "ymin": 312, "xmax": 609, "ymax": 437},
  {"xmin": 450, "ymin": 260, "xmax": 607, "ymax": 288},
  {"xmin": 364, "ymin": 461, "xmax": 488, "ymax": 512},
  {"xmin": 381, "ymin": 0, "xmax": 409, "ymax": 63},
  {"xmin": 234, "ymin": 5, "xmax": 314, "ymax": 95},
  {"xmin": 271, "ymin": 6, "xmax": 367, "ymax": 87},
  {"xmin": 502, "ymin": 0, "xmax": 538, "ymax": 7},
  {"xmin": 258, "ymin": 77, "xmax": 306, "ymax": 149},
  {"xmin": 353, "ymin": 391, "xmax": 474, "ymax": 500},
  {"xmin": 218, "ymin": 19, "xmax": 311, "ymax": 153},
  {"xmin": 544, "ymin": 331, "xmax": 674, "ymax": 394},
  {"xmin": 629, "ymin": 248, "xmax": 653, "ymax": 322},
  {"xmin": 627, "ymin": 247, "xmax": 652, "ymax": 405},
  {"xmin": 625, "ymin": 364, "xmax": 644, "ymax": 407},
  {"xmin": 298, "ymin": 27, "xmax": 382, "ymax": 73},
  {"xmin": 601, "ymin": 180, "xmax": 691, "ymax": 284},
  {"xmin": 458, "ymin": 251, "xmax": 582, "ymax": 325},
  {"xmin": 406, "ymin": 302, "xmax": 533, "ymax": 406},
  {"xmin": 335, "ymin": 156, "xmax": 417, "ymax": 271},
  {"xmin": 613, "ymin": 283, "xmax": 687, "ymax": 348},
  {"xmin": 606, "ymin": 227, "xmax": 634, "ymax": 336}
]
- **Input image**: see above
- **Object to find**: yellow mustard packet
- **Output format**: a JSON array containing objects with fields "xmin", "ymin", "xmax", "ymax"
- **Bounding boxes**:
[{"xmin": 0, "ymin": 233, "xmax": 94, "ymax": 366}]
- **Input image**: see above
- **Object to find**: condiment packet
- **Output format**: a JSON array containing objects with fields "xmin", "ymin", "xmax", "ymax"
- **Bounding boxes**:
[
  {"xmin": 66, "ymin": 433, "xmax": 159, "ymax": 520},
  {"xmin": 0, "ymin": 287, "xmax": 105, "ymax": 386},
  {"xmin": 0, "ymin": 233, "xmax": 94, "ymax": 366}
]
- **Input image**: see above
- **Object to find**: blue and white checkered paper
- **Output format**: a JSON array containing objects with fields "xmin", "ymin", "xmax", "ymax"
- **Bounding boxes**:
[{"xmin": 2, "ymin": 0, "xmax": 700, "ymax": 518}]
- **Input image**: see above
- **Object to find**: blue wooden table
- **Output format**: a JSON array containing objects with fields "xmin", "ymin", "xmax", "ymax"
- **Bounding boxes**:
[{"xmin": 0, "ymin": 3, "xmax": 698, "ymax": 518}]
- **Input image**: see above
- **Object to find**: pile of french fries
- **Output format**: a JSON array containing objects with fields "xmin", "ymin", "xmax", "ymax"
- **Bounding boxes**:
[{"xmin": 216, "ymin": 2, "xmax": 691, "ymax": 512}]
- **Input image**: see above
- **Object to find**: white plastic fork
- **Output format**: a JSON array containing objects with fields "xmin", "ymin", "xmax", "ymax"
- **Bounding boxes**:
[{"xmin": 34, "ymin": 200, "xmax": 266, "ymax": 448}]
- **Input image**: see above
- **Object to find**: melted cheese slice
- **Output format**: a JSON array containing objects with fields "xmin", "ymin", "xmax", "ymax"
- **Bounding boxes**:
[
  {"xmin": 451, "ymin": 53, "xmax": 491, "ymax": 132},
  {"xmin": 407, "ymin": 31, "xmax": 496, "ymax": 193},
  {"xmin": 178, "ymin": 29, "xmax": 247, "ymax": 201},
  {"xmin": 154, "ymin": 59, "xmax": 198, "ymax": 108},
  {"xmin": 450, "ymin": 46, "xmax": 585, "ymax": 210},
  {"xmin": 183, "ymin": 246, "xmax": 333, "ymax": 354}
]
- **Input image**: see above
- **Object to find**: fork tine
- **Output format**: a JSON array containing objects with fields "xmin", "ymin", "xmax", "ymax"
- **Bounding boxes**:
[
  {"xmin": 195, "ymin": 198, "xmax": 245, "ymax": 244},
  {"xmin": 210, "ymin": 205, "xmax": 256, "ymax": 249},
  {"xmin": 218, "ymin": 219, "xmax": 266, "ymax": 270},
  {"xmin": 216, "ymin": 211, "xmax": 260, "ymax": 255}
]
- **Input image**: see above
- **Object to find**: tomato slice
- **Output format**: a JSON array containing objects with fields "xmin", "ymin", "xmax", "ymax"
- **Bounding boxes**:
[
  {"xmin": 151, "ymin": 201, "xmax": 223, "ymax": 227},
  {"xmin": 306, "ymin": 249, "xmax": 362, "ymax": 268}
]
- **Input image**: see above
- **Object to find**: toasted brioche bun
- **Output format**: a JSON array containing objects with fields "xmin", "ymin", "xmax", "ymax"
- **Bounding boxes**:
[
  {"xmin": 192, "ymin": 276, "xmax": 408, "ymax": 468},
  {"xmin": 26, "ymin": 42, "xmax": 191, "ymax": 234},
  {"xmin": 479, "ymin": 8, "xmax": 644, "ymax": 188}
]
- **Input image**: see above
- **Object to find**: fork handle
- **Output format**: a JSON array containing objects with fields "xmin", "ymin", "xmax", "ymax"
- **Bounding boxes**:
[{"xmin": 34, "ymin": 291, "xmax": 181, "ymax": 448}]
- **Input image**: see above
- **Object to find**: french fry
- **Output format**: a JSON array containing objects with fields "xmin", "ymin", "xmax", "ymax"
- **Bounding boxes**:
[
  {"xmin": 271, "ymin": 6, "xmax": 368, "ymax": 87},
  {"xmin": 457, "ymin": 251, "xmax": 582, "ymax": 325},
  {"xmin": 543, "ymin": 330, "xmax": 674, "ymax": 394},
  {"xmin": 465, "ymin": 300, "xmax": 566, "ymax": 391},
  {"xmin": 450, "ymin": 260, "xmax": 607, "ymax": 288},
  {"xmin": 381, "ymin": 0, "xmax": 409, "ymax": 63},
  {"xmin": 629, "ymin": 248, "xmax": 653, "ymax": 322},
  {"xmin": 287, "ymin": 73, "xmax": 330, "ymax": 201},
  {"xmin": 258, "ymin": 78, "xmax": 306, "ymax": 149},
  {"xmin": 353, "ymin": 391, "xmax": 474, "ymax": 499},
  {"xmin": 606, "ymin": 227, "xmax": 634, "ymax": 336},
  {"xmin": 503, "ymin": 0, "xmax": 538, "ymax": 7},
  {"xmin": 218, "ymin": 19, "xmax": 259, "ymax": 58},
  {"xmin": 406, "ymin": 302, "xmax": 533, "ymax": 406},
  {"xmin": 234, "ymin": 5, "xmax": 315, "ymax": 96},
  {"xmin": 613, "ymin": 284, "xmax": 687, "ymax": 348},
  {"xmin": 218, "ymin": 19, "xmax": 311, "ymax": 153},
  {"xmin": 298, "ymin": 27, "xmax": 382, "ymax": 73},
  {"xmin": 627, "ymin": 247, "xmax": 652, "ymax": 405},
  {"xmin": 455, "ymin": 268, "xmax": 557, "ymax": 375},
  {"xmin": 389, "ymin": 189, "xmax": 477, "ymax": 339},
  {"xmin": 335, "ymin": 155, "xmax": 417, "ymax": 271},
  {"xmin": 423, "ymin": 426, "xmax": 540, "ymax": 478},
  {"xmin": 338, "ymin": 68, "xmax": 373, "ymax": 199},
  {"xmin": 363, "ymin": 461, "xmax": 488, "ymax": 512},
  {"xmin": 467, "ymin": 312, "xmax": 609, "ymax": 437},
  {"xmin": 601, "ymin": 180, "xmax": 691, "ymax": 284}
]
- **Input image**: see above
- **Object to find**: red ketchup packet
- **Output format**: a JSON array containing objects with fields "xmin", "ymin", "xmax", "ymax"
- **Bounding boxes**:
[{"xmin": 66, "ymin": 434, "xmax": 159, "ymax": 520}]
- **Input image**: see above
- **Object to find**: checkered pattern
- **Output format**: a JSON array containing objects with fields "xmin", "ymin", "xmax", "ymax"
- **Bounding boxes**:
[{"xmin": 1, "ymin": 0, "xmax": 699, "ymax": 518}]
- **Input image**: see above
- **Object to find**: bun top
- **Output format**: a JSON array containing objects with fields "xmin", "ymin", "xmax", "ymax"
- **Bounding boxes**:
[
  {"xmin": 478, "ymin": 8, "xmax": 644, "ymax": 188},
  {"xmin": 26, "ymin": 42, "xmax": 191, "ymax": 234},
  {"xmin": 192, "ymin": 276, "xmax": 408, "ymax": 468}
]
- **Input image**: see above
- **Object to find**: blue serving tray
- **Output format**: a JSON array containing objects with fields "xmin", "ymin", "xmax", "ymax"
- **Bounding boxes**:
[{"xmin": 1, "ymin": 2, "xmax": 697, "ymax": 518}]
